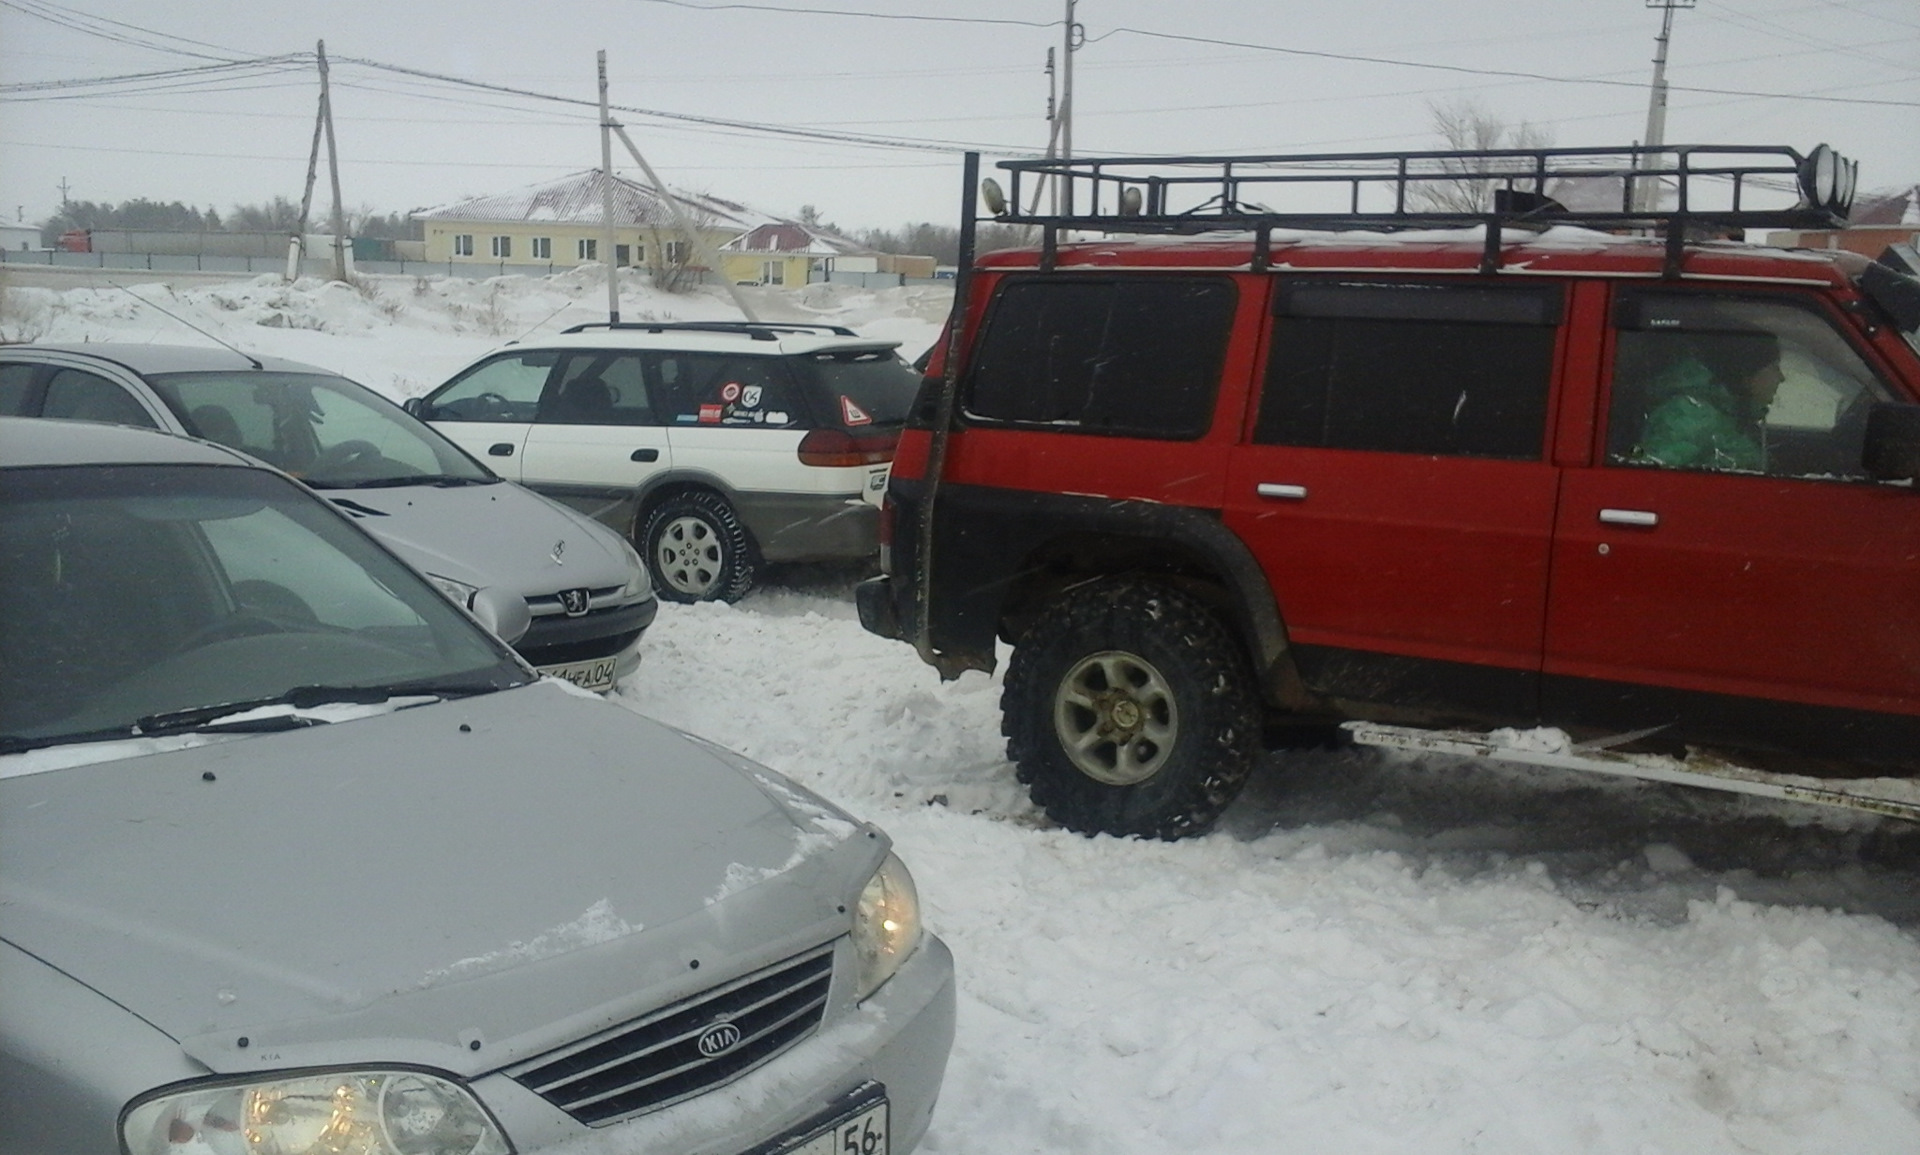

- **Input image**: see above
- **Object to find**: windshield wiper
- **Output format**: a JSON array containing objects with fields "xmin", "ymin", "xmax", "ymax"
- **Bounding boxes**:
[
  {"xmin": 313, "ymin": 475, "xmax": 498, "ymax": 490},
  {"xmin": 137, "ymin": 680, "xmax": 505, "ymax": 737},
  {"xmin": 1, "ymin": 680, "xmax": 517, "ymax": 756}
]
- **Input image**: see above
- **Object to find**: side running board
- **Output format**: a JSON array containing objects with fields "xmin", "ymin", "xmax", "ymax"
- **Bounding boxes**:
[{"xmin": 1345, "ymin": 722, "xmax": 1920, "ymax": 824}]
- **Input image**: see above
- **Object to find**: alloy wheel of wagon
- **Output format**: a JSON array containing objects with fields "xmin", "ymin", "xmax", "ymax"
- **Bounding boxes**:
[
  {"xmin": 1003, "ymin": 578, "xmax": 1260, "ymax": 840},
  {"xmin": 641, "ymin": 491, "xmax": 758, "ymax": 603}
]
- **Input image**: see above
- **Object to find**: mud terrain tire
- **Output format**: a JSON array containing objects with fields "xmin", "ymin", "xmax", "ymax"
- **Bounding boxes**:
[{"xmin": 1003, "ymin": 579, "xmax": 1259, "ymax": 839}]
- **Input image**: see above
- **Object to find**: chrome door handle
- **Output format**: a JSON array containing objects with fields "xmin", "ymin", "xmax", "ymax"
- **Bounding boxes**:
[
  {"xmin": 1256, "ymin": 483, "xmax": 1308, "ymax": 501},
  {"xmin": 1598, "ymin": 508, "xmax": 1658, "ymax": 527}
]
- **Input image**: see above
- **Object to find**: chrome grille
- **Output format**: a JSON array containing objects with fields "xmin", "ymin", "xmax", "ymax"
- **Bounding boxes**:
[{"xmin": 508, "ymin": 944, "xmax": 834, "ymax": 1126}]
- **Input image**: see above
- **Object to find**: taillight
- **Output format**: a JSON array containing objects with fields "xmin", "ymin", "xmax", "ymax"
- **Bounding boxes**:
[{"xmin": 797, "ymin": 428, "xmax": 899, "ymax": 467}]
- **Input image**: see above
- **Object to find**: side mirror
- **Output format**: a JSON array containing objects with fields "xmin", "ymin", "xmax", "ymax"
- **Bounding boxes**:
[
  {"xmin": 401, "ymin": 397, "xmax": 427, "ymax": 417},
  {"xmin": 467, "ymin": 585, "xmax": 532, "ymax": 645},
  {"xmin": 1862, "ymin": 403, "xmax": 1920, "ymax": 482}
]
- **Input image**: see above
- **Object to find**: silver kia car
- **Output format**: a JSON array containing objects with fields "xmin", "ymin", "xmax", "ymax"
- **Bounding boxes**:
[
  {"xmin": 0, "ymin": 344, "xmax": 655, "ymax": 691},
  {"xmin": 0, "ymin": 419, "xmax": 955, "ymax": 1155}
]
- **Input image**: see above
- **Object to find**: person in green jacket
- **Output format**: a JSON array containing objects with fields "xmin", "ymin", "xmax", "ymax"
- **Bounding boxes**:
[{"xmin": 1631, "ymin": 330, "xmax": 1783, "ymax": 472}]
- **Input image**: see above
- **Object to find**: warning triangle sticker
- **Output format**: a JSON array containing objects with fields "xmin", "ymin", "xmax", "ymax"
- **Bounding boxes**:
[{"xmin": 839, "ymin": 395, "xmax": 873, "ymax": 426}]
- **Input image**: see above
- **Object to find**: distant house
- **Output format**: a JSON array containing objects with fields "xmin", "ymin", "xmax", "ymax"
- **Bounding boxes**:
[
  {"xmin": 1765, "ymin": 185, "xmax": 1920, "ymax": 257},
  {"xmin": 412, "ymin": 170, "xmax": 753, "ymax": 273},
  {"xmin": 720, "ymin": 221, "xmax": 936, "ymax": 285},
  {"xmin": 1, "ymin": 224, "xmax": 43, "ymax": 253},
  {"xmin": 412, "ymin": 170, "xmax": 934, "ymax": 284}
]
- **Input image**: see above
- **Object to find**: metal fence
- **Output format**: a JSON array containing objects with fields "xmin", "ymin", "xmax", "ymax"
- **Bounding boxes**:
[
  {"xmin": 0, "ymin": 249, "xmax": 563, "ymax": 280},
  {"xmin": 3, "ymin": 249, "xmax": 953, "ymax": 288},
  {"xmin": 806, "ymin": 269, "xmax": 949, "ymax": 289}
]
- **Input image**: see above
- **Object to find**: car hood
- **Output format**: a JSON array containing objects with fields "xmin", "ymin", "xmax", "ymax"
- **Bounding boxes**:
[
  {"xmin": 0, "ymin": 683, "xmax": 874, "ymax": 1077},
  {"xmin": 323, "ymin": 481, "xmax": 634, "ymax": 598}
]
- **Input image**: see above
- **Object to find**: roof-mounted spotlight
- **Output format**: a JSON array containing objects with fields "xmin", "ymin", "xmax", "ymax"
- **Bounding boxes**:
[
  {"xmin": 980, "ymin": 178, "xmax": 1008, "ymax": 217},
  {"xmin": 1798, "ymin": 143, "xmax": 1855, "ymax": 216},
  {"xmin": 1119, "ymin": 187, "xmax": 1144, "ymax": 217}
]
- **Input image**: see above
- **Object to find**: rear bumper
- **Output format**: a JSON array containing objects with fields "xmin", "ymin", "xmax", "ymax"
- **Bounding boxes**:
[{"xmin": 737, "ymin": 492, "xmax": 879, "ymax": 563}]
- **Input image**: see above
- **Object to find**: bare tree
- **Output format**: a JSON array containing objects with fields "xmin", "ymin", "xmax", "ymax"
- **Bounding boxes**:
[{"xmin": 1408, "ymin": 98, "xmax": 1555, "ymax": 214}]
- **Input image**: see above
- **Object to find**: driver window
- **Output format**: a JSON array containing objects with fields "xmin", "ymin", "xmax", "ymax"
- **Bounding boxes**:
[
  {"xmin": 427, "ymin": 352, "xmax": 555, "ymax": 422},
  {"xmin": 1607, "ymin": 292, "xmax": 1893, "ymax": 481}
]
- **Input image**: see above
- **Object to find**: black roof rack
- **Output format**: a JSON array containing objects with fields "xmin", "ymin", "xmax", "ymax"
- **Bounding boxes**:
[
  {"xmin": 979, "ymin": 143, "xmax": 1860, "ymax": 277},
  {"xmin": 560, "ymin": 320, "xmax": 859, "ymax": 340}
]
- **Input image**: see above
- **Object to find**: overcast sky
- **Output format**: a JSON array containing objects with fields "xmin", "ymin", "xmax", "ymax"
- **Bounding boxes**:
[{"xmin": 2, "ymin": 0, "xmax": 1916, "ymax": 234}]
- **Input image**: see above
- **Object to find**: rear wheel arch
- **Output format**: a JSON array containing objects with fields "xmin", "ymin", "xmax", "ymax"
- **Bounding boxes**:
[{"xmin": 996, "ymin": 512, "xmax": 1303, "ymax": 708}]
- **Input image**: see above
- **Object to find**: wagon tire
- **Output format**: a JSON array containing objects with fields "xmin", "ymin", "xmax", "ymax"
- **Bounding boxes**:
[{"xmin": 640, "ymin": 490, "xmax": 758, "ymax": 604}]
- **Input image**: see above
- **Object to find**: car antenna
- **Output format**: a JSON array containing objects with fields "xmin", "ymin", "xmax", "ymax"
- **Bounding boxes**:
[
  {"xmin": 507, "ymin": 299, "xmax": 578, "ymax": 346},
  {"xmin": 108, "ymin": 281, "xmax": 264, "ymax": 369}
]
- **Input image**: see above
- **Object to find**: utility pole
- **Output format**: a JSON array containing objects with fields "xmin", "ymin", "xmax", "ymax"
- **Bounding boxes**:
[
  {"xmin": 58, "ymin": 177, "xmax": 71, "ymax": 209},
  {"xmin": 318, "ymin": 40, "xmax": 349, "ymax": 281},
  {"xmin": 288, "ymin": 73, "xmax": 326, "ymax": 280},
  {"xmin": 598, "ymin": 50, "xmax": 620, "ymax": 324},
  {"xmin": 1636, "ymin": 0, "xmax": 1693, "ymax": 213},
  {"xmin": 1028, "ymin": 47, "xmax": 1060, "ymax": 215},
  {"xmin": 1059, "ymin": 0, "xmax": 1081, "ymax": 215}
]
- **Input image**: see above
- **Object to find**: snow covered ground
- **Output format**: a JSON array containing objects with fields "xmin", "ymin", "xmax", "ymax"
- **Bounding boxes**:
[{"xmin": 8, "ymin": 270, "xmax": 1919, "ymax": 1153}]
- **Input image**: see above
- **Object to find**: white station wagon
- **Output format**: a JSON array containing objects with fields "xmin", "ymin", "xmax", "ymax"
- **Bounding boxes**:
[{"xmin": 411, "ymin": 322, "xmax": 922, "ymax": 602}]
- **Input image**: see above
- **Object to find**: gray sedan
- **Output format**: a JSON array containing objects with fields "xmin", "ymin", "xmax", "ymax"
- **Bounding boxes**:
[
  {"xmin": 0, "ymin": 343, "xmax": 654, "ymax": 691},
  {"xmin": 0, "ymin": 418, "xmax": 955, "ymax": 1155}
]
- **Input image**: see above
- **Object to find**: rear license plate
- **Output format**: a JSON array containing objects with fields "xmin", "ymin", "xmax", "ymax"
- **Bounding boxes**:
[
  {"xmin": 760, "ymin": 1095, "xmax": 887, "ymax": 1155},
  {"xmin": 537, "ymin": 655, "xmax": 620, "ymax": 693}
]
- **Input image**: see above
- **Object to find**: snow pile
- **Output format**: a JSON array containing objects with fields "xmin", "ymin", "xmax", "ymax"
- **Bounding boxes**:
[
  {"xmin": 16, "ymin": 269, "xmax": 947, "ymax": 403},
  {"xmin": 25, "ymin": 273, "xmax": 1920, "ymax": 1154},
  {"xmin": 619, "ymin": 588, "xmax": 1920, "ymax": 1155}
]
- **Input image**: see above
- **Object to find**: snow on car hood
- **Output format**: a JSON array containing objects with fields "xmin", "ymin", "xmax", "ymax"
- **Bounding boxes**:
[
  {"xmin": 325, "ymin": 480, "xmax": 632, "ymax": 597},
  {"xmin": 0, "ymin": 682, "xmax": 872, "ymax": 1076}
]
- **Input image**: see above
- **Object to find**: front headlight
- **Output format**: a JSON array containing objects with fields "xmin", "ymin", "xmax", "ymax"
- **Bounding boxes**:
[
  {"xmin": 121, "ymin": 1068, "xmax": 512, "ymax": 1155},
  {"xmin": 425, "ymin": 573, "xmax": 479, "ymax": 610},
  {"xmin": 851, "ymin": 851, "xmax": 924, "ymax": 1001},
  {"xmin": 618, "ymin": 539, "xmax": 651, "ymax": 600}
]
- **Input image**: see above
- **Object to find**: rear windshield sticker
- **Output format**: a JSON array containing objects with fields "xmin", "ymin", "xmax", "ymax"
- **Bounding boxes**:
[
  {"xmin": 840, "ymin": 396, "xmax": 872, "ymax": 426},
  {"xmin": 699, "ymin": 403, "xmax": 724, "ymax": 424},
  {"xmin": 720, "ymin": 381, "xmax": 742, "ymax": 403},
  {"xmin": 741, "ymin": 385, "xmax": 763, "ymax": 408}
]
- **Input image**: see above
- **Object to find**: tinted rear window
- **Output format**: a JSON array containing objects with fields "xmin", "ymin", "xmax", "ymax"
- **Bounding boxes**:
[
  {"xmin": 964, "ymin": 276, "xmax": 1237, "ymax": 439},
  {"xmin": 789, "ymin": 349, "xmax": 921, "ymax": 426},
  {"xmin": 1255, "ymin": 280, "xmax": 1560, "ymax": 460}
]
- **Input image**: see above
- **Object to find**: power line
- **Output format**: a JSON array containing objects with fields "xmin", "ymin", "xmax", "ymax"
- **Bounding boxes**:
[
  {"xmin": 629, "ymin": 0, "xmax": 1053, "ymax": 31},
  {"xmin": 1084, "ymin": 25, "xmax": 1920, "ymax": 109},
  {"xmin": 0, "ymin": 0, "xmax": 250, "ymax": 61}
]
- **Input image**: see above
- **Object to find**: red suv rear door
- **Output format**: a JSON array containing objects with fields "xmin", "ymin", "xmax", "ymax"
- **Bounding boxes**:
[{"xmin": 1223, "ymin": 278, "xmax": 1570, "ymax": 719}]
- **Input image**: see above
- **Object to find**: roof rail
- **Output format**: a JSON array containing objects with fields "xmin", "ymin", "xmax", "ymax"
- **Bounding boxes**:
[
  {"xmin": 979, "ymin": 143, "xmax": 1860, "ymax": 277},
  {"xmin": 559, "ymin": 320, "xmax": 859, "ymax": 340}
]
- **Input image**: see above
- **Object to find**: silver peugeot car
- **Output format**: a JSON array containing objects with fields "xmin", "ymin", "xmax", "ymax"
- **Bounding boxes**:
[
  {"xmin": 0, "ymin": 343, "xmax": 655, "ymax": 691},
  {"xmin": 0, "ymin": 419, "xmax": 955, "ymax": 1155}
]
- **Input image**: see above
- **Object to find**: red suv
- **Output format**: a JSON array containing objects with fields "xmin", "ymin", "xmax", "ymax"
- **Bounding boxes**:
[{"xmin": 858, "ymin": 144, "xmax": 1920, "ymax": 838}]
